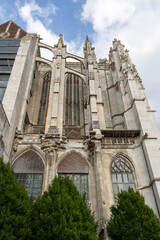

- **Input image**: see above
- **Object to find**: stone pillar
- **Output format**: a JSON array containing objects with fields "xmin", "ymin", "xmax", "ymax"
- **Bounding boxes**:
[
  {"xmin": 84, "ymin": 36, "xmax": 100, "ymax": 134},
  {"xmin": 46, "ymin": 35, "xmax": 66, "ymax": 136},
  {"xmin": 94, "ymin": 140, "xmax": 106, "ymax": 236},
  {"xmin": 2, "ymin": 34, "xmax": 38, "ymax": 159},
  {"xmin": 41, "ymin": 137, "xmax": 57, "ymax": 191}
]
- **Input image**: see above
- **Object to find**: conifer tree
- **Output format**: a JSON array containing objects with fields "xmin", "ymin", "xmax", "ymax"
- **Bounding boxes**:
[
  {"xmin": 31, "ymin": 176, "xmax": 98, "ymax": 240},
  {"xmin": 107, "ymin": 188, "xmax": 160, "ymax": 240},
  {"xmin": 0, "ymin": 158, "xmax": 32, "ymax": 240}
]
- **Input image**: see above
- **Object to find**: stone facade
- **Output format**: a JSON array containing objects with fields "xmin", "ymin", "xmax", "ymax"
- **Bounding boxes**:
[{"xmin": 1, "ymin": 21, "xmax": 160, "ymax": 239}]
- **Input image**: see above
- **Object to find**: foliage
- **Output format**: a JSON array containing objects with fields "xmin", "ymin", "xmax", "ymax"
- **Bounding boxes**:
[
  {"xmin": 0, "ymin": 158, "xmax": 32, "ymax": 240},
  {"xmin": 31, "ymin": 176, "xmax": 98, "ymax": 240},
  {"xmin": 107, "ymin": 188, "xmax": 160, "ymax": 240}
]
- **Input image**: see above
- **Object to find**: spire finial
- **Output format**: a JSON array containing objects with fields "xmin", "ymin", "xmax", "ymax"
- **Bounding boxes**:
[
  {"xmin": 85, "ymin": 35, "xmax": 92, "ymax": 48},
  {"xmin": 58, "ymin": 34, "xmax": 64, "ymax": 46}
]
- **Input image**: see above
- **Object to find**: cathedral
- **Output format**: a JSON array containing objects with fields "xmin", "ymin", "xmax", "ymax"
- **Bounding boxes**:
[{"xmin": 0, "ymin": 20, "xmax": 160, "ymax": 239}]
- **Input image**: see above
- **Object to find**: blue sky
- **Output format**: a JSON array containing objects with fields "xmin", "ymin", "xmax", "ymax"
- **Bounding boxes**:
[{"xmin": 0, "ymin": 0, "xmax": 160, "ymax": 127}]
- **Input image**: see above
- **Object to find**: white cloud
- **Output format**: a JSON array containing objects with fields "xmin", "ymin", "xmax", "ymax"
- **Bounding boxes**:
[
  {"xmin": 16, "ymin": 0, "xmax": 58, "ymax": 48},
  {"xmin": 16, "ymin": 0, "xmax": 83, "ymax": 59},
  {"xmin": 81, "ymin": 0, "xmax": 160, "ymax": 127},
  {"xmin": 0, "ymin": 4, "xmax": 10, "ymax": 22},
  {"xmin": 81, "ymin": 0, "xmax": 135, "ymax": 32}
]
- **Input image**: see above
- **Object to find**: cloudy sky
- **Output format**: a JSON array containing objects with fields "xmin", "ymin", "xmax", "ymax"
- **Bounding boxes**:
[{"xmin": 0, "ymin": 0, "xmax": 160, "ymax": 127}]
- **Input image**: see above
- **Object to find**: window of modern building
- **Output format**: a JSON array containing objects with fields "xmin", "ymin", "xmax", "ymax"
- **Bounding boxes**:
[
  {"xmin": 111, "ymin": 156, "xmax": 135, "ymax": 196},
  {"xmin": 59, "ymin": 173, "xmax": 88, "ymax": 196},
  {"xmin": 64, "ymin": 73, "xmax": 84, "ymax": 135},
  {"xmin": 38, "ymin": 71, "xmax": 51, "ymax": 125},
  {"xmin": 12, "ymin": 150, "xmax": 44, "ymax": 199}
]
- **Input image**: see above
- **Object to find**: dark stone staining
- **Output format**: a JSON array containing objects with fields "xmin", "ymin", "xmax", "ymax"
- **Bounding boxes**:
[
  {"xmin": 13, "ymin": 150, "xmax": 44, "ymax": 173},
  {"xmin": 58, "ymin": 152, "xmax": 89, "ymax": 174}
]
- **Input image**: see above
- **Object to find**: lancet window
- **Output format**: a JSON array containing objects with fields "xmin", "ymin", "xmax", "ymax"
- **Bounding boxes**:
[
  {"xmin": 15, "ymin": 174, "xmax": 43, "ymax": 199},
  {"xmin": 59, "ymin": 174, "xmax": 88, "ymax": 197},
  {"xmin": 57, "ymin": 152, "xmax": 89, "ymax": 197},
  {"xmin": 38, "ymin": 72, "xmax": 51, "ymax": 125},
  {"xmin": 64, "ymin": 74, "xmax": 84, "ymax": 135},
  {"xmin": 12, "ymin": 150, "xmax": 44, "ymax": 199},
  {"xmin": 111, "ymin": 157, "xmax": 135, "ymax": 196}
]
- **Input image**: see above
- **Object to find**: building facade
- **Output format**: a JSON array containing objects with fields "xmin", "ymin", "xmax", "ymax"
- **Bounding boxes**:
[{"xmin": 0, "ymin": 20, "xmax": 160, "ymax": 239}]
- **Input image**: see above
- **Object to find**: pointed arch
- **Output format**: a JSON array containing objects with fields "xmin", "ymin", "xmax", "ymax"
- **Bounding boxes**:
[
  {"xmin": 65, "ymin": 53, "xmax": 85, "ymax": 68},
  {"xmin": 57, "ymin": 151, "xmax": 89, "ymax": 196},
  {"xmin": 57, "ymin": 151, "xmax": 89, "ymax": 174},
  {"xmin": 38, "ymin": 71, "xmax": 51, "ymax": 125},
  {"xmin": 111, "ymin": 153, "xmax": 136, "ymax": 197},
  {"xmin": 12, "ymin": 146, "xmax": 45, "ymax": 166},
  {"xmin": 12, "ymin": 148, "xmax": 45, "ymax": 199},
  {"xmin": 64, "ymin": 73, "xmax": 85, "ymax": 136}
]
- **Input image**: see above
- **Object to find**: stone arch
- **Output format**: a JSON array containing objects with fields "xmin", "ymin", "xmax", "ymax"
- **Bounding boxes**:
[
  {"xmin": 57, "ymin": 151, "xmax": 89, "ymax": 174},
  {"xmin": 65, "ymin": 70, "xmax": 86, "ymax": 84},
  {"xmin": 12, "ymin": 146, "xmax": 45, "ymax": 167},
  {"xmin": 57, "ymin": 151, "xmax": 89, "ymax": 197},
  {"xmin": 12, "ymin": 149, "xmax": 44, "ymax": 174},
  {"xmin": 66, "ymin": 53, "xmax": 85, "ymax": 68},
  {"xmin": 38, "ymin": 42, "xmax": 54, "ymax": 57},
  {"xmin": 12, "ymin": 147, "xmax": 45, "ymax": 199},
  {"xmin": 110, "ymin": 152, "xmax": 136, "ymax": 196},
  {"xmin": 111, "ymin": 152, "xmax": 135, "ymax": 171},
  {"xmin": 36, "ymin": 56, "xmax": 52, "ymax": 67}
]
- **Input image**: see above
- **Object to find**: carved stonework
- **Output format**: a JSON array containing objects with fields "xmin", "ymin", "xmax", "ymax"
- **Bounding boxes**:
[
  {"xmin": 58, "ymin": 152, "xmax": 89, "ymax": 173},
  {"xmin": 48, "ymin": 126, "xmax": 59, "ymax": 134},
  {"xmin": 92, "ymin": 121, "xmax": 99, "ymax": 129},
  {"xmin": 102, "ymin": 137, "xmax": 135, "ymax": 145},
  {"xmin": 54, "ymin": 77, "xmax": 60, "ymax": 83},
  {"xmin": 12, "ymin": 150, "xmax": 44, "ymax": 173},
  {"xmin": 67, "ymin": 130, "xmax": 84, "ymax": 139}
]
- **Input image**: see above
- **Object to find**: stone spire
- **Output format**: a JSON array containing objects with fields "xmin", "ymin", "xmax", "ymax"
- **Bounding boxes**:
[
  {"xmin": 85, "ymin": 35, "xmax": 92, "ymax": 49},
  {"xmin": 54, "ymin": 34, "xmax": 64, "ymax": 48},
  {"xmin": 58, "ymin": 34, "xmax": 64, "ymax": 46},
  {"xmin": 84, "ymin": 35, "xmax": 96, "ymax": 65}
]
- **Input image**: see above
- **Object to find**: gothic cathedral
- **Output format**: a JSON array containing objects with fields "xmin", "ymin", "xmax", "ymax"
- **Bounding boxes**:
[{"xmin": 0, "ymin": 20, "xmax": 160, "ymax": 239}]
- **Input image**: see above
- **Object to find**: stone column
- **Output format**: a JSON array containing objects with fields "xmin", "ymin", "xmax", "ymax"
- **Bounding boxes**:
[
  {"xmin": 47, "ymin": 35, "xmax": 66, "ymax": 136},
  {"xmin": 94, "ymin": 140, "xmax": 106, "ymax": 235}
]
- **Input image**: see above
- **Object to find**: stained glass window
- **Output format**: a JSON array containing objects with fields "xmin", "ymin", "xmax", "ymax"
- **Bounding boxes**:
[
  {"xmin": 15, "ymin": 173, "xmax": 43, "ymax": 199},
  {"xmin": 64, "ymin": 74, "xmax": 84, "ymax": 134},
  {"xmin": 38, "ymin": 72, "xmax": 51, "ymax": 125},
  {"xmin": 111, "ymin": 157, "xmax": 135, "ymax": 197},
  {"xmin": 59, "ymin": 174, "xmax": 88, "ymax": 197}
]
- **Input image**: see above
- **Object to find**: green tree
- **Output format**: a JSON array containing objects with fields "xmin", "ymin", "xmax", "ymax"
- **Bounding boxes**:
[
  {"xmin": 31, "ymin": 176, "xmax": 98, "ymax": 240},
  {"xmin": 0, "ymin": 158, "xmax": 32, "ymax": 240},
  {"xmin": 107, "ymin": 188, "xmax": 160, "ymax": 240}
]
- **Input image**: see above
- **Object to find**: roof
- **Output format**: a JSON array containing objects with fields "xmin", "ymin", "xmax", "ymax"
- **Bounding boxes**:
[{"xmin": 0, "ymin": 20, "xmax": 27, "ymax": 39}]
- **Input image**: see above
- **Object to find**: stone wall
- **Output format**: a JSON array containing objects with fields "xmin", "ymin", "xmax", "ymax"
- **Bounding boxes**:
[{"xmin": 0, "ymin": 102, "xmax": 10, "ymax": 161}]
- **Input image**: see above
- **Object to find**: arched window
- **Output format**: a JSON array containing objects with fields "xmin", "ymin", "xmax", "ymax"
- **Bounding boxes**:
[
  {"xmin": 111, "ymin": 156, "xmax": 135, "ymax": 196},
  {"xmin": 12, "ymin": 150, "xmax": 44, "ymax": 199},
  {"xmin": 64, "ymin": 74, "xmax": 84, "ymax": 135},
  {"xmin": 38, "ymin": 72, "xmax": 51, "ymax": 125},
  {"xmin": 57, "ymin": 152, "xmax": 88, "ymax": 197}
]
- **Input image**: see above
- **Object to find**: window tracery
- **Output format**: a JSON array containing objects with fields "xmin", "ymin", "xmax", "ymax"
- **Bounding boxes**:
[
  {"xmin": 57, "ymin": 152, "xmax": 88, "ymax": 197},
  {"xmin": 12, "ymin": 150, "xmax": 44, "ymax": 199},
  {"xmin": 59, "ymin": 174, "xmax": 88, "ymax": 197},
  {"xmin": 38, "ymin": 72, "xmax": 51, "ymax": 125},
  {"xmin": 15, "ymin": 173, "xmax": 43, "ymax": 199},
  {"xmin": 111, "ymin": 156, "xmax": 135, "ymax": 196},
  {"xmin": 64, "ymin": 74, "xmax": 84, "ymax": 135}
]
